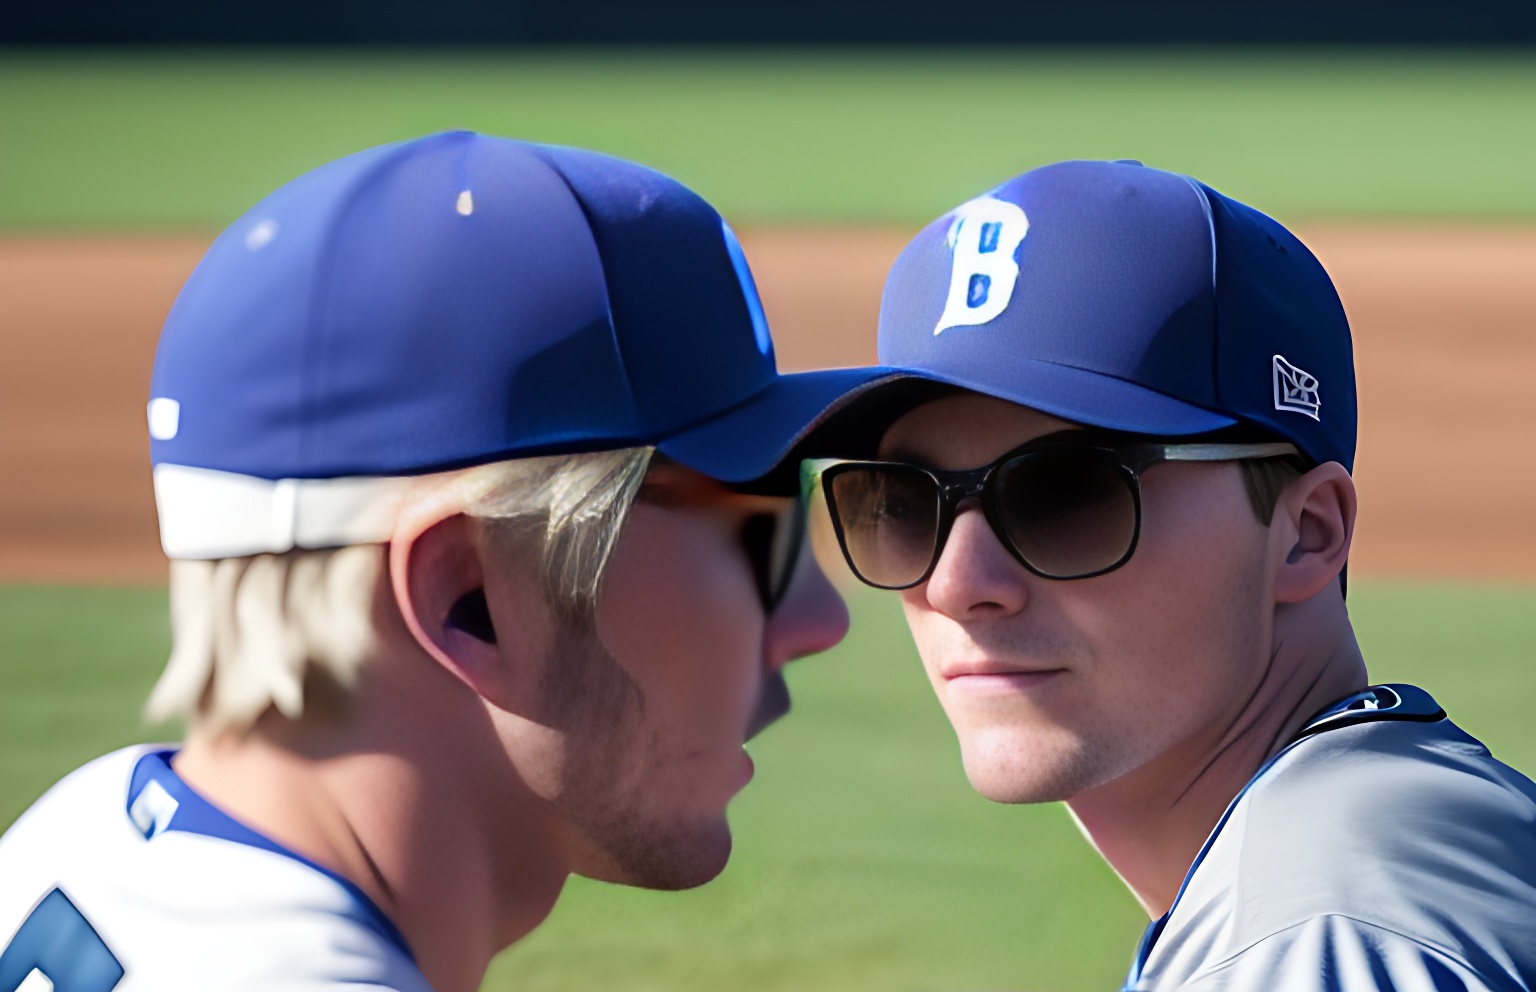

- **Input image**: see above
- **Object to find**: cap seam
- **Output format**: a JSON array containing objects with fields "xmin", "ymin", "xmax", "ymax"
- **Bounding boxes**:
[
  {"xmin": 303, "ymin": 132, "xmax": 471, "ymax": 474},
  {"xmin": 1179, "ymin": 174, "xmax": 1223, "ymax": 414},
  {"xmin": 531, "ymin": 144, "xmax": 643, "ymax": 434}
]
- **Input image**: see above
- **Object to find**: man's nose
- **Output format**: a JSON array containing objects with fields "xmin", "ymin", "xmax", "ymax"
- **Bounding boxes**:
[
  {"xmin": 764, "ymin": 537, "xmax": 850, "ymax": 672},
  {"xmin": 921, "ymin": 504, "xmax": 1029, "ymax": 619}
]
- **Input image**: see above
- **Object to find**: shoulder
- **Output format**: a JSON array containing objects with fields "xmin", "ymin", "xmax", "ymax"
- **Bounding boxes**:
[
  {"xmin": 1158, "ymin": 913, "xmax": 1526, "ymax": 992},
  {"xmin": 6, "ymin": 743, "xmax": 161, "ymax": 814},
  {"xmin": 0, "ymin": 747, "xmax": 430, "ymax": 991},
  {"xmin": 1168, "ymin": 716, "xmax": 1536, "ymax": 986},
  {"xmin": 1252, "ymin": 714, "xmax": 1536, "ymax": 822},
  {"xmin": 1240, "ymin": 716, "xmax": 1536, "ymax": 888},
  {"xmin": 0, "ymin": 744, "xmax": 162, "ymax": 867}
]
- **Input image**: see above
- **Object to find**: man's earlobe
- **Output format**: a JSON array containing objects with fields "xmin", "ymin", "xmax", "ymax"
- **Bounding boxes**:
[{"xmin": 1273, "ymin": 462, "xmax": 1357, "ymax": 603}]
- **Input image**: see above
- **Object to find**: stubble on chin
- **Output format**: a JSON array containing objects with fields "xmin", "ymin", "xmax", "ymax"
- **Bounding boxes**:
[
  {"xmin": 570, "ymin": 778, "xmax": 733, "ymax": 891},
  {"xmin": 541, "ymin": 621, "xmax": 732, "ymax": 890}
]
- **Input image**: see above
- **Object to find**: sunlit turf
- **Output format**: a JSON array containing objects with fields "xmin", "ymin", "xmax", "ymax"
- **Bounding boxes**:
[
  {"xmin": 0, "ymin": 585, "xmax": 175, "ymax": 832},
  {"xmin": 2, "ymin": 50, "xmax": 1534, "ymax": 230},
  {"xmin": 2, "ymin": 581, "xmax": 1533, "ymax": 990}
]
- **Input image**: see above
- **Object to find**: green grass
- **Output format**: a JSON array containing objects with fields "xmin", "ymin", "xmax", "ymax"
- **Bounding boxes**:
[
  {"xmin": 0, "ymin": 586, "xmax": 177, "ymax": 832},
  {"xmin": 2, "ymin": 581, "xmax": 1534, "ymax": 989},
  {"xmin": 2, "ymin": 50, "xmax": 1534, "ymax": 229},
  {"xmin": 1345, "ymin": 582, "xmax": 1536, "ymax": 774}
]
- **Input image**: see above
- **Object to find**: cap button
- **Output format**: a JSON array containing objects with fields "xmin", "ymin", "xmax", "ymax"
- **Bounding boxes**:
[{"xmin": 1112, "ymin": 159, "xmax": 1144, "ymax": 167}]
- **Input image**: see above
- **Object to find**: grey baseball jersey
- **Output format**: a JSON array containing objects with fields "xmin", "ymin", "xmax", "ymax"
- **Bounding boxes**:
[{"xmin": 1127, "ymin": 685, "xmax": 1536, "ymax": 991}]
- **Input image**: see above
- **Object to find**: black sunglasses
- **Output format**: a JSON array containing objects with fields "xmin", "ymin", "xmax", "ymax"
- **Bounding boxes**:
[
  {"xmin": 639, "ymin": 456, "xmax": 807, "ymax": 614},
  {"xmin": 803, "ymin": 433, "xmax": 1299, "ymax": 589},
  {"xmin": 741, "ymin": 496, "xmax": 806, "ymax": 612}
]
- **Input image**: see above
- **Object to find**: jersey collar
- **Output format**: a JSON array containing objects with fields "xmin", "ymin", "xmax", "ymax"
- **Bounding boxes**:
[
  {"xmin": 125, "ymin": 748, "xmax": 415, "ymax": 964},
  {"xmin": 1292, "ymin": 683, "xmax": 1445, "ymax": 741}
]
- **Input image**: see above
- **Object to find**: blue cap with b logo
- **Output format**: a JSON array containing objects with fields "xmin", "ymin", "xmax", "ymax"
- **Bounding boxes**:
[{"xmin": 876, "ymin": 160, "xmax": 1356, "ymax": 471}]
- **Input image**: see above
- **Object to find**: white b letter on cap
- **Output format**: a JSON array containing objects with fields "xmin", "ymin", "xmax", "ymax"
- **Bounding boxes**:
[{"xmin": 935, "ymin": 197, "xmax": 1029, "ymax": 336}]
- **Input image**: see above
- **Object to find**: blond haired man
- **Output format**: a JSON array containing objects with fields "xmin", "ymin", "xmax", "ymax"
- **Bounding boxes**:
[{"xmin": 0, "ymin": 133, "xmax": 890, "ymax": 991}]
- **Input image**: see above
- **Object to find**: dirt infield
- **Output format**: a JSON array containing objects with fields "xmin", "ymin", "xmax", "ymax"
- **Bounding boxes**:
[{"xmin": 2, "ymin": 226, "xmax": 1533, "ymax": 584}]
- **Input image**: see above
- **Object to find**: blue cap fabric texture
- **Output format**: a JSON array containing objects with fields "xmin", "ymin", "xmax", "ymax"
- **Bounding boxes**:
[
  {"xmin": 877, "ymin": 160, "xmax": 1356, "ymax": 471},
  {"xmin": 148, "ymin": 131, "xmax": 893, "ymax": 556}
]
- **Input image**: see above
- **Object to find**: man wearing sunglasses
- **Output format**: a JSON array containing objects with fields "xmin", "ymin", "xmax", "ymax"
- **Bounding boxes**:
[
  {"xmin": 0, "ymin": 133, "xmax": 889, "ymax": 991},
  {"xmin": 807, "ymin": 161, "xmax": 1536, "ymax": 990}
]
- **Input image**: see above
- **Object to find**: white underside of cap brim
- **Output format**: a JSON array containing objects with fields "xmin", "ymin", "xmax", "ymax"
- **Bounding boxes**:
[{"xmin": 154, "ymin": 463, "xmax": 412, "ymax": 560}]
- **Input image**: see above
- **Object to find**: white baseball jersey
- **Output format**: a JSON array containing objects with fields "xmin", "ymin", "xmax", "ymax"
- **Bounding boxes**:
[
  {"xmin": 1127, "ymin": 685, "xmax": 1536, "ymax": 991},
  {"xmin": 0, "ymin": 745, "xmax": 431, "ymax": 991}
]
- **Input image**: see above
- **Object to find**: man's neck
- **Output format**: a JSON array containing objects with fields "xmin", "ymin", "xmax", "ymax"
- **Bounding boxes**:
[
  {"xmin": 172, "ymin": 647, "xmax": 570, "ymax": 992},
  {"xmin": 1065, "ymin": 586, "xmax": 1368, "ymax": 918}
]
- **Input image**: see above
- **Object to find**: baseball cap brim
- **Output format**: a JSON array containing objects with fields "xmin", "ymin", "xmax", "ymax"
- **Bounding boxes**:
[
  {"xmin": 657, "ymin": 366, "xmax": 909, "ymax": 488},
  {"xmin": 908, "ymin": 359, "xmax": 1238, "ymax": 436},
  {"xmin": 803, "ymin": 360, "xmax": 1239, "ymax": 459}
]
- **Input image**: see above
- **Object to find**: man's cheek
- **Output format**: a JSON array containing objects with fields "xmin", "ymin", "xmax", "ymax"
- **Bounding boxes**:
[
  {"xmin": 900, "ymin": 603, "xmax": 947, "ymax": 675},
  {"xmin": 543, "ymin": 628, "xmax": 646, "ymax": 744}
]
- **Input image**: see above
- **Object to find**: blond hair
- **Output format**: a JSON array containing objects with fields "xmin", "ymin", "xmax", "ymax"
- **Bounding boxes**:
[{"xmin": 147, "ymin": 448, "xmax": 653, "ymax": 735}]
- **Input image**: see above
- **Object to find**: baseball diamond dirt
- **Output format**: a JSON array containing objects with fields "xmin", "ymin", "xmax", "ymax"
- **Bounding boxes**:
[{"xmin": 2, "ymin": 225, "xmax": 1533, "ymax": 584}]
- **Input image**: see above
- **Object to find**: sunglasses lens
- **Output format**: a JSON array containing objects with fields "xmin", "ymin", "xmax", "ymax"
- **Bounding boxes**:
[
  {"xmin": 993, "ymin": 450, "xmax": 1137, "ymax": 578},
  {"xmin": 766, "ymin": 499, "xmax": 805, "ymax": 609},
  {"xmin": 743, "ymin": 499, "xmax": 806, "ymax": 612},
  {"xmin": 827, "ymin": 467, "xmax": 941, "ymax": 588}
]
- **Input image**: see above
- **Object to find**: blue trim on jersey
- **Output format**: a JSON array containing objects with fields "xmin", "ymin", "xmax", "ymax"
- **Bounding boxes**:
[
  {"xmin": 125, "ymin": 750, "xmax": 415, "ymax": 964},
  {"xmin": 1121, "ymin": 684, "xmax": 1445, "ymax": 990}
]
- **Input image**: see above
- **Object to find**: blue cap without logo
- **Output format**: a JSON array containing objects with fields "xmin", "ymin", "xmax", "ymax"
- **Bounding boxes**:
[
  {"xmin": 876, "ymin": 160, "xmax": 1356, "ymax": 471},
  {"xmin": 148, "ymin": 131, "xmax": 893, "ymax": 557}
]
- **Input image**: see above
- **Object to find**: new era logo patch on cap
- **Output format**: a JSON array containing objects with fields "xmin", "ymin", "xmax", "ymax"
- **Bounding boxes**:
[{"xmin": 1272, "ymin": 354, "xmax": 1321, "ymax": 420}]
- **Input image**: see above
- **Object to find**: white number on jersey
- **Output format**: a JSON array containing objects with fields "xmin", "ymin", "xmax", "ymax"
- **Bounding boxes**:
[{"xmin": 934, "ymin": 197, "xmax": 1029, "ymax": 335}]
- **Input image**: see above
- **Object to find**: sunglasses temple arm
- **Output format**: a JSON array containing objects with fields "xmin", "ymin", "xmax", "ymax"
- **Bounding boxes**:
[
  {"xmin": 1157, "ymin": 442, "xmax": 1301, "ymax": 462},
  {"xmin": 799, "ymin": 458, "xmax": 843, "ymax": 504}
]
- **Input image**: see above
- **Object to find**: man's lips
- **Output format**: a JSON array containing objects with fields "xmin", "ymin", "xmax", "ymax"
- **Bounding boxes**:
[{"xmin": 940, "ymin": 660, "xmax": 1067, "ymax": 685}]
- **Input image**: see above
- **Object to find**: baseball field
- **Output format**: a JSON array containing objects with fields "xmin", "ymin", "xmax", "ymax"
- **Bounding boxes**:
[{"xmin": 2, "ymin": 50, "xmax": 1534, "ymax": 991}]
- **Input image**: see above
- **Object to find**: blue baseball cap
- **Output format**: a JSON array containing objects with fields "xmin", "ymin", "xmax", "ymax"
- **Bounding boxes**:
[
  {"xmin": 873, "ymin": 160, "xmax": 1356, "ymax": 470},
  {"xmin": 148, "ymin": 131, "xmax": 893, "ymax": 558}
]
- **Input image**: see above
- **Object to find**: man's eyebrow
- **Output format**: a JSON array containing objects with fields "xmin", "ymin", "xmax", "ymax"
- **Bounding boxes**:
[
  {"xmin": 1031, "ymin": 427, "xmax": 1093, "ymax": 445},
  {"xmin": 874, "ymin": 442, "xmax": 930, "ymax": 464}
]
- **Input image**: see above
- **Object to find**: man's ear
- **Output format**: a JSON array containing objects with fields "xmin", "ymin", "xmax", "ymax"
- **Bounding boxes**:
[
  {"xmin": 389, "ymin": 510, "xmax": 512, "ymax": 704},
  {"xmin": 1271, "ymin": 461, "xmax": 1357, "ymax": 604}
]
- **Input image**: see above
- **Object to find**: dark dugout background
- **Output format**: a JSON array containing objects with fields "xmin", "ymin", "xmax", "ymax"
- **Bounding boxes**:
[{"xmin": 6, "ymin": 0, "xmax": 1536, "ymax": 45}]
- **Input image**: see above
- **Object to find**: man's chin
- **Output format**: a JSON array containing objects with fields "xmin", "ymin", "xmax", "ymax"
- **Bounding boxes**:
[
  {"xmin": 959, "ymin": 729, "xmax": 1103, "ymax": 805},
  {"xmin": 576, "ymin": 816, "xmax": 733, "ymax": 891},
  {"xmin": 966, "ymin": 770, "xmax": 1075, "ymax": 805}
]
